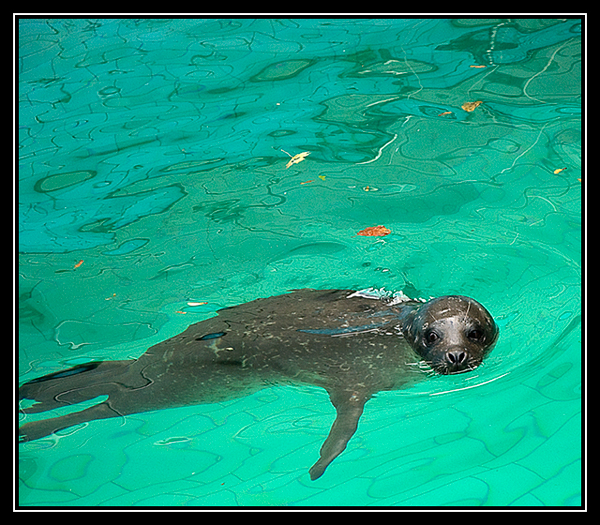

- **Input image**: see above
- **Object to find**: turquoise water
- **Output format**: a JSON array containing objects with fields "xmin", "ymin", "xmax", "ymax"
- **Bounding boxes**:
[{"xmin": 18, "ymin": 18, "xmax": 582, "ymax": 507}]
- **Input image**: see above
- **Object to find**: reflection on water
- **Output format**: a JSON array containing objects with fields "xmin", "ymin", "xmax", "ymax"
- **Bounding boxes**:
[{"xmin": 18, "ymin": 18, "xmax": 581, "ymax": 507}]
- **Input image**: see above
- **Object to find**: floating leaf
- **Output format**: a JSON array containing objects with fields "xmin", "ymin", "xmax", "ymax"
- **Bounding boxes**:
[
  {"xmin": 357, "ymin": 225, "xmax": 391, "ymax": 237},
  {"xmin": 300, "ymin": 179, "xmax": 314, "ymax": 185},
  {"xmin": 73, "ymin": 260, "xmax": 84, "ymax": 269},
  {"xmin": 282, "ymin": 150, "xmax": 310, "ymax": 169},
  {"xmin": 318, "ymin": 175, "xmax": 326, "ymax": 181},
  {"xmin": 553, "ymin": 167, "xmax": 567, "ymax": 174},
  {"xmin": 438, "ymin": 111, "xmax": 453, "ymax": 116},
  {"xmin": 470, "ymin": 65, "xmax": 486, "ymax": 68},
  {"xmin": 461, "ymin": 101, "xmax": 483, "ymax": 112}
]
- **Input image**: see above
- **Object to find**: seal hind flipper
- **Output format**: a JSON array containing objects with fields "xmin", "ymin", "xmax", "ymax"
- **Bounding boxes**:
[
  {"xmin": 19, "ymin": 401, "xmax": 121, "ymax": 443},
  {"xmin": 309, "ymin": 389, "xmax": 371, "ymax": 480},
  {"xmin": 19, "ymin": 360, "xmax": 132, "ymax": 414},
  {"xmin": 18, "ymin": 361, "xmax": 137, "ymax": 442}
]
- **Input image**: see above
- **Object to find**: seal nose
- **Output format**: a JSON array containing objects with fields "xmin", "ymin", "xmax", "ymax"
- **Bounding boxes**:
[{"xmin": 446, "ymin": 349, "xmax": 467, "ymax": 367}]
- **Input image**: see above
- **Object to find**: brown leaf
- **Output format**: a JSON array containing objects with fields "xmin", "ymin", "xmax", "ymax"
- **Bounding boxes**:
[{"xmin": 357, "ymin": 225, "xmax": 391, "ymax": 237}]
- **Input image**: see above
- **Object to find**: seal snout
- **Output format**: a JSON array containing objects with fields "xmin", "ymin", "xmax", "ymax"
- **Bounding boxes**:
[
  {"xmin": 446, "ymin": 348, "xmax": 467, "ymax": 366},
  {"xmin": 443, "ymin": 347, "xmax": 472, "ymax": 374}
]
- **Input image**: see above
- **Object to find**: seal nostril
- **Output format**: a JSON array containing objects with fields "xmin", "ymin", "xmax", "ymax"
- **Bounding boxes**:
[{"xmin": 447, "ymin": 350, "xmax": 467, "ymax": 365}]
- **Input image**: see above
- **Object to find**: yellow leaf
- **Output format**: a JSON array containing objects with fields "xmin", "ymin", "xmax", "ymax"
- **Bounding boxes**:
[
  {"xmin": 318, "ymin": 175, "xmax": 326, "ymax": 180},
  {"xmin": 462, "ymin": 101, "xmax": 483, "ymax": 112},
  {"xmin": 553, "ymin": 167, "xmax": 567, "ymax": 174},
  {"xmin": 282, "ymin": 150, "xmax": 310, "ymax": 169}
]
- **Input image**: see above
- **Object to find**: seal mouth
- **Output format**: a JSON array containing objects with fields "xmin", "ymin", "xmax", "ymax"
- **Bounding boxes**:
[
  {"xmin": 442, "ymin": 365, "xmax": 478, "ymax": 375},
  {"xmin": 430, "ymin": 356, "xmax": 482, "ymax": 375},
  {"xmin": 407, "ymin": 359, "xmax": 480, "ymax": 377}
]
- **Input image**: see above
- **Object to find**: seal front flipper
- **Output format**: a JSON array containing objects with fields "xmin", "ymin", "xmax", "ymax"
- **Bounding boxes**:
[{"xmin": 308, "ymin": 389, "xmax": 371, "ymax": 481}]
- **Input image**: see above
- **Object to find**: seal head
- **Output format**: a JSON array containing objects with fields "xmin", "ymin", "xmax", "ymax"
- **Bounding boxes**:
[{"xmin": 402, "ymin": 295, "xmax": 498, "ymax": 375}]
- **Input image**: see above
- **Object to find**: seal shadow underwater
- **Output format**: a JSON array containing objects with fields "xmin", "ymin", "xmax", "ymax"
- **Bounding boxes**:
[{"xmin": 19, "ymin": 289, "xmax": 499, "ymax": 480}]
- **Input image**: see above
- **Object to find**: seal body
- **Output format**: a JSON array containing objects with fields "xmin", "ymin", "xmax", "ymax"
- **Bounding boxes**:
[{"xmin": 19, "ymin": 289, "xmax": 498, "ymax": 480}]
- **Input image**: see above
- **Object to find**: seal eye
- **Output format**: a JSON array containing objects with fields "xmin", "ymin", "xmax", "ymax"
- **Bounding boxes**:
[
  {"xmin": 425, "ymin": 330, "xmax": 439, "ymax": 345},
  {"xmin": 467, "ymin": 328, "xmax": 483, "ymax": 342}
]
